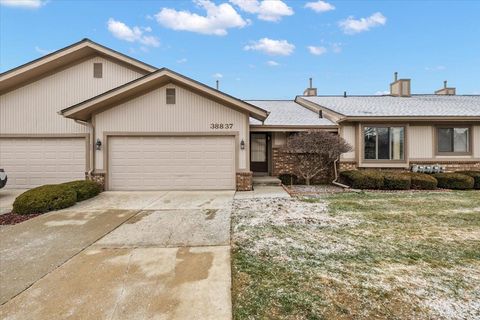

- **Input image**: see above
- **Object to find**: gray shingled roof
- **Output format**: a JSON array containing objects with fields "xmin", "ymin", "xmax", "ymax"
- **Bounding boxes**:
[
  {"xmin": 247, "ymin": 100, "xmax": 336, "ymax": 126},
  {"xmin": 301, "ymin": 95, "xmax": 480, "ymax": 117}
]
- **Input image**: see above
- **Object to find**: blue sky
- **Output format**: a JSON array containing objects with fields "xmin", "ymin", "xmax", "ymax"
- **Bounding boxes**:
[{"xmin": 1, "ymin": 0, "xmax": 479, "ymax": 99}]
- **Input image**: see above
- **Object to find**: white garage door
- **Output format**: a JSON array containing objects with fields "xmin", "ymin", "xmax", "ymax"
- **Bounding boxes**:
[
  {"xmin": 0, "ymin": 137, "xmax": 86, "ymax": 189},
  {"xmin": 108, "ymin": 136, "xmax": 235, "ymax": 191}
]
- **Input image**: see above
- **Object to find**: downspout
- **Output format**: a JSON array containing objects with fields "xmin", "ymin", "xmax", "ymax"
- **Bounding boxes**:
[
  {"xmin": 74, "ymin": 119, "xmax": 94, "ymax": 179},
  {"xmin": 332, "ymin": 158, "xmax": 350, "ymax": 189}
]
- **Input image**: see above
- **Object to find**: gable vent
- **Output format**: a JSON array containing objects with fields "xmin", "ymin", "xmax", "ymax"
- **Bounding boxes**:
[{"xmin": 93, "ymin": 63, "xmax": 103, "ymax": 78}]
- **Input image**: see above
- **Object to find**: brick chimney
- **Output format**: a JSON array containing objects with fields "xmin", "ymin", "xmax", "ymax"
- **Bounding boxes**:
[
  {"xmin": 303, "ymin": 77, "xmax": 317, "ymax": 96},
  {"xmin": 390, "ymin": 72, "xmax": 411, "ymax": 97},
  {"xmin": 435, "ymin": 80, "xmax": 456, "ymax": 95}
]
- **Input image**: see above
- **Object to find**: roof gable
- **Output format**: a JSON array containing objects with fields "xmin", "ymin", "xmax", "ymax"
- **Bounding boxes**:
[
  {"xmin": 247, "ymin": 100, "xmax": 337, "ymax": 127},
  {"xmin": 60, "ymin": 68, "xmax": 268, "ymax": 121},
  {"xmin": 0, "ymin": 39, "xmax": 156, "ymax": 93}
]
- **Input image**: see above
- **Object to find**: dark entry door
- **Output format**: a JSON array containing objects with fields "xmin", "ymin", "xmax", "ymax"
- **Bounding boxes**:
[{"xmin": 250, "ymin": 133, "xmax": 268, "ymax": 172}]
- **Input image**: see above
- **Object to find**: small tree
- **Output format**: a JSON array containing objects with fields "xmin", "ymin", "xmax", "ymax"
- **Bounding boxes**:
[{"xmin": 282, "ymin": 130, "xmax": 352, "ymax": 185}]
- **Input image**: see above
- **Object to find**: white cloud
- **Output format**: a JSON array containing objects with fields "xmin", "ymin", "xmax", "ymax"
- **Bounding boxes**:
[
  {"xmin": 339, "ymin": 12, "xmax": 386, "ymax": 34},
  {"xmin": 331, "ymin": 42, "xmax": 342, "ymax": 53},
  {"xmin": 230, "ymin": 0, "xmax": 293, "ymax": 22},
  {"xmin": 266, "ymin": 60, "xmax": 279, "ymax": 66},
  {"xmin": 0, "ymin": 0, "xmax": 45, "ymax": 8},
  {"xmin": 107, "ymin": 18, "xmax": 160, "ymax": 47},
  {"xmin": 375, "ymin": 90, "xmax": 390, "ymax": 95},
  {"xmin": 155, "ymin": 0, "xmax": 248, "ymax": 36},
  {"xmin": 177, "ymin": 58, "xmax": 188, "ymax": 64},
  {"xmin": 307, "ymin": 45, "xmax": 327, "ymax": 56},
  {"xmin": 244, "ymin": 38, "xmax": 295, "ymax": 56},
  {"xmin": 34, "ymin": 46, "xmax": 51, "ymax": 55},
  {"xmin": 304, "ymin": 1, "xmax": 335, "ymax": 13},
  {"xmin": 213, "ymin": 73, "xmax": 223, "ymax": 78}
]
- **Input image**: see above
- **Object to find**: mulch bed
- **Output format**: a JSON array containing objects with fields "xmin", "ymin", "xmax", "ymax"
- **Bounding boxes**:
[{"xmin": 0, "ymin": 212, "xmax": 41, "ymax": 225}]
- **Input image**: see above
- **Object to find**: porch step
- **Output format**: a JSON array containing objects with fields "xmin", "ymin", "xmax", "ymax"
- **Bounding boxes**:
[{"xmin": 253, "ymin": 176, "xmax": 282, "ymax": 186}]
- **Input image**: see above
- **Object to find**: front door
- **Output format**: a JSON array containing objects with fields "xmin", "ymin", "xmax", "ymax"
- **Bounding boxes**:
[{"xmin": 250, "ymin": 133, "xmax": 268, "ymax": 173}]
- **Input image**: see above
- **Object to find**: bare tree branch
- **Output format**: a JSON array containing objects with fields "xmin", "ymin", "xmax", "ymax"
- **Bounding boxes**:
[{"xmin": 281, "ymin": 130, "xmax": 352, "ymax": 185}]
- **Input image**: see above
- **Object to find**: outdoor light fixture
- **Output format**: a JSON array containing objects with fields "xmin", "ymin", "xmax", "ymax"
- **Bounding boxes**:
[
  {"xmin": 240, "ymin": 139, "xmax": 245, "ymax": 150},
  {"xmin": 96, "ymin": 138, "xmax": 102, "ymax": 150}
]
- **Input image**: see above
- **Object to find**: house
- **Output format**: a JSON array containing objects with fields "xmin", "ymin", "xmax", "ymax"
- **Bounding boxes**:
[{"xmin": 1, "ymin": 39, "xmax": 479, "ymax": 191}]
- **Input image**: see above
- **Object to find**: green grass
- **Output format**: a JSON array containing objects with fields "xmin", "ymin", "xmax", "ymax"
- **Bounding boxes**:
[{"xmin": 232, "ymin": 191, "xmax": 480, "ymax": 320}]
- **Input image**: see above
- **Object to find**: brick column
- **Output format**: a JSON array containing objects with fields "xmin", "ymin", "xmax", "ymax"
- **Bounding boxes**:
[{"xmin": 236, "ymin": 171, "xmax": 253, "ymax": 191}]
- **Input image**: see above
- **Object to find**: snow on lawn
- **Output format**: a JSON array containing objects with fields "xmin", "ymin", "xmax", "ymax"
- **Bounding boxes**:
[
  {"xmin": 232, "ymin": 192, "xmax": 480, "ymax": 320},
  {"xmin": 232, "ymin": 197, "xmax": 358, "ymax": 258}
]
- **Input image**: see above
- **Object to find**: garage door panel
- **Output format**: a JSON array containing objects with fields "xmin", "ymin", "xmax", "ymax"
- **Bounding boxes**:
[
  {"xmin": 0, "ymin": 138, "xmax": 86, "ymax": 189},
  {"xmin": 109, "ymin": 136, "xmax": 235, "ymax": 190}
]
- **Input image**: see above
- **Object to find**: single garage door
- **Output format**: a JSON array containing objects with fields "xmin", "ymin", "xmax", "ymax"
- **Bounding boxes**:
[
  {"xmin": 0, "ymin": 137, "xmax": 86, "ymax": 189},
  {"xmin": 109, "ymin": 136, "xmax": 235, "ymax": 190}
]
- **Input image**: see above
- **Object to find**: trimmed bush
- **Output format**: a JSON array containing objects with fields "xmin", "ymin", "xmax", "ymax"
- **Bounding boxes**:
[
  {"xmin": 456, "ymin": 171, "xmax": 480, "ymax": 189},
  {"xmin": 340, "ymin": 170, "xmax": 384, "ymax": 189},
  {"xmin": 62, "ymin": 180, "xmax": 101, "ymax": 201},
  {"xmin": 408, "ymin": 172, "xmax": 438, "ymax": 190},
  {"xmin": 13, "ymin": 185, "xmax": 77, "ymax": 215},
  {"xmin": 433, "ymin": 173, "xmax": 474, "ymax": 190},
  {"xmin": 383, "ymin": 173, "xmax": 411, "ymax": 190}
]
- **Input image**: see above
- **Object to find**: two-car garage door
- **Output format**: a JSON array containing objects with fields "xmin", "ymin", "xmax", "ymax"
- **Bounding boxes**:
[
  {"xmin": 0, "ymin": 137, "xmax": 86, "ymax": 189},
  {"xmin": 108, "ymin": 136, "xmax": 235, "ymax": 190}
]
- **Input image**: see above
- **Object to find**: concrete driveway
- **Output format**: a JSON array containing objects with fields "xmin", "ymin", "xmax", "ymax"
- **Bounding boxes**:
[{"xmin": 0, "ymin": 190, "xmax": 234, "ymax": 320}]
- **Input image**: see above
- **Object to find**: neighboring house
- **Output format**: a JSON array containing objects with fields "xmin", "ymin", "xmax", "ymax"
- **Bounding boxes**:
[
  {"xmin": 294, "ymin": 77, "xmax": 480, "ymax": 173},
  {"xmin": 0, "ymin": 40, "xmax": 479, "ymax": 191}
]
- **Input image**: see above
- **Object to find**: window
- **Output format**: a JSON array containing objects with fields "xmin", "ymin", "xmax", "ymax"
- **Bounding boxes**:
[
  {"xmin": 364, "ymin": 126, "xmax": 405, "ymax": 160},
  {"xmin": 166, "ymin": 88, "xmax": 176, "ymax": 104},
  {"xmin": 437, "ymin": 127, "xmax": 470, "ymax": 154},
  {"xmin": 93, "ymin": 63, "xmax": 103, "ymax": 78}
]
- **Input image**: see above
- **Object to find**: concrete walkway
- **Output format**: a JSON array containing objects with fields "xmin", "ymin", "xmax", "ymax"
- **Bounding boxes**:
[
  {"xmin": 0, "ymin": 189, "xmax": 26, "ymax": 214},
  {"xmin": 234, "ymin": 185, "xmax": 291, "ymax": 199},
  {"xmin": 0, "ymin": 191, "xmax": 234, "ymax": 320}
]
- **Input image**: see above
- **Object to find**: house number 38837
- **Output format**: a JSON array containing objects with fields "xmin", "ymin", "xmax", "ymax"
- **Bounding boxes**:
[{"xmin": 210, "ymin": 123, "xmax": 233, "ymax": 129}]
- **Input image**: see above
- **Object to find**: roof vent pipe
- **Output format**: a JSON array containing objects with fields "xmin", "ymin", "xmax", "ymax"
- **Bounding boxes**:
[
  {"xmin": 319, "ymin": 110, "xmax": 323, "ymax": 118},
  {"xmin": 435, "ymin": 80, "xmax": 456, "ymax": 95},
  {"xmin": 394, "ymin": 72, "xmax": 398, "ymax": 82},
  {"xmin": 344, "ymin": 91, "xmax": 347, "ymax": 98},
  {"xmin": 303, "ymin": 77, "xmax": 317, "ymax": 96},
  {"xmin": 216, "ymin": 80, "xmax": 219, "ymax": 90}
]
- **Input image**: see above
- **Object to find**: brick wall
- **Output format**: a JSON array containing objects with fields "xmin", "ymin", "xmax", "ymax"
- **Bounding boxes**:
[
  {"xmin": 339, "ymin": 161, "xmax": 480, "ymax": 172},
  {"xmin": 86, "ymin": 171, "xmax": 106, "ymax": 191},
  {"xmin": 236, "ymin": 171, "xmax": 253, "ymax": 191},
  {"xmin": 272, "ymin": 148, "xmax": 334, "ymax": 184}
]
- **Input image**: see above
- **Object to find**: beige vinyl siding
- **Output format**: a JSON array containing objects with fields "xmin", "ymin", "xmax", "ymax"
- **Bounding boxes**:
[
  {"xmin": 272, "ymin": 132, "xmax": 286, "ymax": 147},
  {"xmin": 340, "ymin": 125, "xmax": 356, "ymax": 160},
  {"xmin": 0, "ymin": 56, "xmax": 144, "ymax": 134},
  {"xmin": 409, "ymin": 125, "xmax": 433, "ymax": 159},
  {"xmin": 94, "ymin": 84, "xmax": 249, "ymax": 170},
  {"xmin": 474, "ymin": 126, "xmax": 480, "ymax": 158}
]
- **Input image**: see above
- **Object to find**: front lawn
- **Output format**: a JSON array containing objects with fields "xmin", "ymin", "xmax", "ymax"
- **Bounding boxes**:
[{"xmin": 231, "ymin": 191, "xmax": 480, "ymax": 320}]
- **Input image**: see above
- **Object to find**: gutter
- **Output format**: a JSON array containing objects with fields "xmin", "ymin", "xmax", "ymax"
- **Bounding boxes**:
[
  {"xmin": 332, "ymin": 158, "xmax": 350, "ymax": 189},
  {"xmin": 74, "ymin": 119, "xmax": 94, "ymax": 178}
]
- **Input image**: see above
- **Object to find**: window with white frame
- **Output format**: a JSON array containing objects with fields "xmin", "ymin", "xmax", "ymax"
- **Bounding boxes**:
[{"xmin": 364, "ymin": 126, "xmax": 405, "ymax": 160}]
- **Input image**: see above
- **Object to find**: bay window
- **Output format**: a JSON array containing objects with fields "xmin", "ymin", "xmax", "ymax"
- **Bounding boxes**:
[
  {"xmin": 437, "ymin": 127, "xmax": 470, "ymax": 154},
  {"xmin": 364, "ymin": 126, "xmax": 405, "ymax": 160}
]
